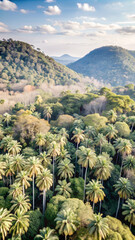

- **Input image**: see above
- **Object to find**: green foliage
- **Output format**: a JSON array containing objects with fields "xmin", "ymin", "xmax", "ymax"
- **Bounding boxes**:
[
  {"xmin": 115, "ymin": 122, "xmax": 130, "ymax": 137},
  {"xmin": 51, "ymin": 114, "xmax": 74, "ymax": 128},
  {"xmin": 83, "ymin": 114, "xmax": 108, "ymax": 130},
  {"xmin": 70, "ymin": 177, "xmax": 84, "ymax": 200},
  {"xmin": 0, "ymin": 39, "xmax": 80, "ymax": 86}
]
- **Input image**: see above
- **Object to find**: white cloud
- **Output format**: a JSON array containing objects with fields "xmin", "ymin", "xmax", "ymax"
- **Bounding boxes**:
[
  {"xmin": 42, "ymin": 39, "xmax": 48, "ymax": 43},
  {"xmin": 127, "ymin": 14, "xmax": 135, "ymax": 20},
  {"xmin": 0, "ymin": 22, "xmax": 10, "ymax": 32},
  {"xmin": 117, "ymin": 26, "xmax": 135, "ymax": 34},
  {"xmin": 37, "ymin": 5, "xmax": 45, "ymax": 9},
  {"xmin": 44, "ymin": 5, "xmax": 61, "ymax": 15},
  {"xmin": 77, "ymin": 3, "xmax": 95, "ymax": 12},
  {"xmin": 0, "ymin": 0, "xmax": 17, "ymax": 11},
  {"xmin": 45, "ymin": 0, "xmax": 54, "ymax": 2},
  {"xmin": 105, "ymin": 2, "xmax": 124, "ymax": 9},
  {"xmin": 20, "ymin": 9, "xmax": 29, "ymax": 14},
  {"xmin": 18, "ymin": 24, "xmax": 56, "ymax": 34}
]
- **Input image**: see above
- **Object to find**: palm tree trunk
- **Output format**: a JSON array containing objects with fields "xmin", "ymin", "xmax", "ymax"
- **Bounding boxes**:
[
  {"xmin": 33, "ymin": 174, "xmax": 35, "ymax": 210},
  {"xmin": 120, "ymin": 156, "xmax": 124, "ymax": 176},
  {"xmin": 23, "ymin": 183, "xmax": 25, "ymax": 195},
  {"xmin": 75, "ymin": 143, "xmax": 79, "ymax": 172},
  {"xmin": 83, "ymin": 166, "xmax": 88, "ymax": 202},
  {"xmin": 116, "ymin": 196, "xmax": 120, "ymax": 218},
  {"xmin": 10, "ymin": 175, "xmax": 11, "ymax": 185},
  {"xmin": 43, "ymin": 189, "xmax": 46, "ymax": 215},
  {"xmin": 100, "ymin": 144, "xmax": 102, "ymax": 154},
  {"xmin": 39, "ymin": 145, "xmax": 42, "ymax": 154},
  {"xmin": 99, "ymin": 179, "xmax": 103, "ymax": 212},
  {"xmin": 93, "ymin": 201, "xmax": 95, "ymax": 211},
  {"xmin": 131, "ymin": 124, "xmax": 134, "ymax": 132},
  {"xmin": 53, "ymin": 156, "xmax": 55, "ymax": 193},
  {"xmin": 65, "ymin": 235, "xmax": 67, "ymax": 240}
]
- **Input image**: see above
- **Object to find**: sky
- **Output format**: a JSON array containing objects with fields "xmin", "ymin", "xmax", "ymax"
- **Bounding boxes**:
[{"xmin": 0, "ymin": 0, "xmax": 135, "ymax": 57}]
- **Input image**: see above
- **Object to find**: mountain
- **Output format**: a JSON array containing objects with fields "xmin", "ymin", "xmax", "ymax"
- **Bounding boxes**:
[
  {"xmin": 68, "ymin": 46, "xmax": 135, "ymax": 86},
  {"xmin": 0, "ymin": 39, "xmax": 81, "ymax": 87},
  {"xmin": 52, "ymin": 54, "xmax": 79, "ymax": 65}
]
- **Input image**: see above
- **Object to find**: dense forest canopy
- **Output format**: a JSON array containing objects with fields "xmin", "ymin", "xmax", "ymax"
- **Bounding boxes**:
[
  {"xmin": 0, "ymin": 39, "xmax": 81, "ymax": 86},
  {"xmin": 0, "ymin": 86, "xmax": 135, "ymax": 239}
]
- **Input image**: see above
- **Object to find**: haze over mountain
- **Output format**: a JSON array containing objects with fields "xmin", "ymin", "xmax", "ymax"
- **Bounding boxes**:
[
  {"xmin": 52, "ymin": 54, "xmax": 79, "ymax": 66},
  {"xmin": 68, "ymin": 46, "xmax": 135, "ymax": 86},
  {"xmin": 0, "ymin": 39, "xmax": 81, "ymax": 87}
]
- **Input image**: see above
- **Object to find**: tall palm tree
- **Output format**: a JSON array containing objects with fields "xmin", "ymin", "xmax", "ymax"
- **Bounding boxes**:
[
  {"xmin": 123, "ymin": 155, "xmax": 135, "ymax": 172},
  {"xmin": 89, "ymin": 213, "xmax": 109, "ymax": 240},
  {"xmin": 77, "ymin": 146, "xmax": 97, "ymax": 201},
  {"xmin": 0, "ymin": 158, "xmax": 6, "ymax": 179},
  {"xmin": 43, "ymin": 106, "xmax": 52, "ymax": 123},
  {"xmin": 71, "ymin": 128, "xmax": 85, "ymax": 170},
  {"xmin": 0, "ymin": 135, "xmax": 13, "ymax": 152},
  {"xmin": 57, "ymin": 158, "xmax": 74, "ymax": 180},
  {"xmin": 105, "ymin": 124, "xmax": 118, "ymax": 142},
  {"xmin": 107, "ymin": 110, "xmax": 117, "ymax": 123},
  {"xmin": 86, "ymin": 180, "xmax": 105, "ymax": 211},
  {"xmin": 3, "ymin": 112, "xmax": 11, "ymax": 127},
  {"xmin": 7, "ymin": 140, "xmax": 21, "ymax": 156},
  {"xmin": 48, "ymin": 141, "xmax": 60, "ymax": 192},
  {"xmin": 5, "ymin": 158, "xmax": 15, "ymax": 185},
  {"xmin": 0, "ymin": 208, "xmax": 14, "ymax": 240},
  {"xmin": 95, "ymin": 133, "xmax": 107, "ymax": 154},
  {"xmin": 114, "ymin": 177, "xmax": 133, "ymax": 218},
  {"xmin": 9, "ymin": 182, "xmax": 23, "ymax": 198},
  {"xmin": 40, "ymin": 152, "xmax": 51, "ymax": 167},
  {"xmin": 25, "ymin": 156, "xmax": 43, "ymax": 210},
  {"xmin": 36, "ymin": 169, "xmax": 53, "ymax": 215},
  {"xmin": 35, "ymin": 133, "xmax": 46, "ymax": 153},
  {"xmin": 116, "ymin": 139, "xmax": 132, "ymax": 176},
  {"xmin": 57, "ymin": 149, "xmax": 71, "ymax": 163},
  {"xmin": 10, "ymin": 210, "xmax": 29, "ymax": 237},
  {"xmin": 34, "ymin": 227, "xmax": 59, "ymax": 240},
  {"xmin": 127, "ymin": 116, "xmax": 135, "ymax": 131},
  {"xmin": 16, "ymin": 171, "xmax": 31, "ymax": 195},
  {"xmin": 122, "ymin": 199, "xmax": 135, "ymax": 229},
  {"xmin": 85, "ymin": 126, "xmax": 96, "ymax": 139},
  {"xmin": 55, "ymin": 180, "xmax": 72, "ymax": 198},
  {"xmin": 55, "ymin": 209, "xmax": 78, "ymax": 240},
  {"xmin": 11, "ymin": 154, "xmax": 24, "ymax": 174},
  {"xmin": 10, "ymin": 194, "xmax": 31, "ymax": 213}
]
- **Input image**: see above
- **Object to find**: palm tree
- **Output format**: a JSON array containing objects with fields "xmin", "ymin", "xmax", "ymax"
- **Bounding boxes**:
[
  {"xmin": 122, "ymin": 199, "xmax": 135, "ymax": 229},
  {"xmin": 105, "ymin": 124, "xmax": 118, "ymax": 142},
  {"xmin": 48, "ymin": 141, "xmax": 60, "ymax": 192},
  {"xmin": 95, "ymin": 133, "xmax": 107, "ymax": 154},
  {"xmin": 3, "ymin": 112, "xmax": 11, "ymax": 127},
  {"xmin": 34, "ymin": 227, "xmax": 59, "ymax": 240},
  {"xmin": 116, "ymin": 139, "xmax": 132, "ymax": 176},
  {"xmin": 107, "ymin": 110, "xmax": 117, "ymax": 123},
  {"xmin": 40, "ymin": 152, "xmax": 51, "ymax": 167},
  {"xmin": 55, "ymin": 208, "xmax": 78, "ymax": 240},
  {"xmin": 71, "ymin": 128, "xmax": 85, "ymax": 170},
  {"xmin": 35, "ymin": 133, "xmax": 46, "ymax": 153},
  {"xmin": 86, "ymin": 180, "xmax": 105, "ymax": 211},
  {"xmin": 36, "ymin": 169, "xmax": 53, "ymax": 215},
  {"xmin": 85, "ymin": 126, "xmax": 96, "ymax": 139},
  {"xmin": 0, "ymin": 135, "xmax": 13, "ymax": 152},
  {"xmin": 89, "ymin": 213, "xmax": 109, "ymax": 240},
  {"xmin": 123, "ymin": 155, "xmax": 135, "ymax": 172},
  {"xmin": 57, "ymin": 149, "xmax": 70, "ymax": 163},
  {"xmin": 94, "ymin": 153, "xmax": 113, "ymax": 183},
  {"xmin": 7, "ymin": 140, "xmax": 21, "ymax": 156},
  {"xmin": 16, "ymin": 171, "xmax": 31, "ymax": 195},
  {"xmin": 0, "ymin": 158, "xmax": 6, "ymax": 179},
  {"xmin": 5, "ymin": 158, "xmax": 15, "ymax": 185},
  {"xmin": 25, "ymin": 156, "xmax": 43, "ymax": 210},
  {"xmin": 0, "ymin": 208, "xmax": 14, "ymax": 240},
  {"xmin": 114, "ymin": 177, "xmax": 133, "ymax": 218},
  {"xmin": 57, "ymin": 159, "xmax": 74, "ymax": 180},
  {"xmin": 9, "ymin": 182, "xmax": 22, "ymax": 198},
  {"xmin": 10, "ymin": 210, "xmax": 29, "ymax": 237},
  {"xmin": 127, "ymin": 116, "xmax": 135, "ymax": 131},
  {"xmin": 77, "ymin": 146, "xmax": 97, "ymax": 201},
  {"xmin": 11, "ymin": 154, "xmax": 24, "ymax": 174},
  {"xmin": 10, "ymin": 194, "xmax": 31, "ymax": 213},
  {"xmin": 55, "ymin": 180, "xmax": 72, "ymax": 198},
  {"xmin": 43, "ymin": 106, "xmax": 52, "ymax": 123}
]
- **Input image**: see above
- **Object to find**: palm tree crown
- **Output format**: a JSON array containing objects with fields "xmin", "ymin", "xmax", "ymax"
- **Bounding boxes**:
[
  {"xmin": 57, "ymin": 159, "xmax": 74, "ymax": 179},
  {"xmin": 34, "ymin": 227, "xmax": 59, "ymax": 240},
  {"xmin": 55, "ymin": 180, "xmax": 72, "ymax": 198}
]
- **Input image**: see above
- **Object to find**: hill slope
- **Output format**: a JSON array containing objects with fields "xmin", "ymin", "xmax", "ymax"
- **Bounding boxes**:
[
  {"xmin": 0, "ymin": 39, "xmax": 81, "ymax": 86},
  {"xmin": 68, "ymin": 46, "xmax": 135, "ymax": 86},
  {"xmin": 53, "ymin": 54, "xmax": 79, "ymax": 65}
]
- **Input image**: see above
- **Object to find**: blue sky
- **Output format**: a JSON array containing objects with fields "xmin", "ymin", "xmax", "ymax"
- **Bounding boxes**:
[{"xmin": 0, "ymin": 0, "xmax": 135, "ymax": 57}]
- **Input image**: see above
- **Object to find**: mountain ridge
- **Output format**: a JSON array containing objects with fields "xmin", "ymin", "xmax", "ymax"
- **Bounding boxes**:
[{"xmin": 68, "ymin": 45, "xmax": 135, "ymax": 86}]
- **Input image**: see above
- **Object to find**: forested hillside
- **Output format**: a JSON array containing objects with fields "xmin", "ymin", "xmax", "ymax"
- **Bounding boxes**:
[
  {"xmin": 0, "ymin": 39, "xmax": 81, "ymax": 86},
  {"xmin": 0, "ymin": 87, "xmax": 135, "ymax": 239},
  {"xmin": 69, "ymin": 46, "xmax": 135, "ymax": 86}
]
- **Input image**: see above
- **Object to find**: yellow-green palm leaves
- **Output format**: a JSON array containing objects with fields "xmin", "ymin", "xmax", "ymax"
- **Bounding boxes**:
[
  {"xmin": 86, "ymin": 180, "xmax": 105, "ymax": 211},
  {"xmin": 55, "ymin": 180, "xmax": 72, "ymax": 198},
  {"xmin": 16, "ymin": 171, "xmax": 31, "ymax": 195},
  {"xmin": 0, "ymin": 208, "xmax": 14, "ymax": 240},
  {"xmin": 57, "ymin": 159, "xmax": 74, "ymax": 180},
  {"xmin": 10, "ymin": 194, "xmax": 31, "ymax": 213},
  {"xmin": 122, "ymin": 199, "xmax": 135, "ymax": 229},
  {"xmin": 10, "ymin": 210, "xmax": 29, "ymax": 237}
]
